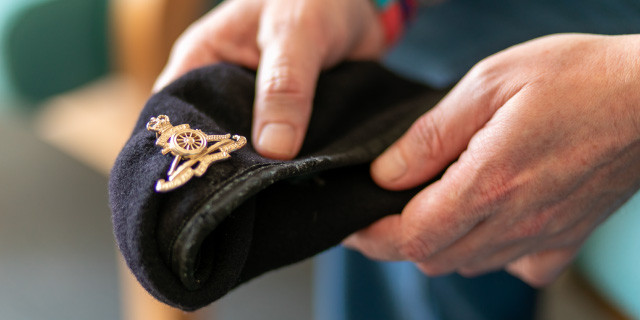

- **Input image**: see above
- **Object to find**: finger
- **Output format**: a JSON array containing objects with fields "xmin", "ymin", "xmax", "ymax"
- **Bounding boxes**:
[
  {"xmin": 153, "ymin": 41, "xmax": 220, "ymax": 93},
  {"xmin": 500, "ymin": 212, "xmax": 596, "ymax": 286},
  {"xmin": 421, "ymin": 186, "xmax": 592, "ymax": 277},
  {"xmin": 371, "ymin": 67, "xmax": 526, "ymax": 190},
  {"xmin": 412, "ymin": 188, "xmax": 549, "ymax": 276},
  {"xmin": 412, "ymin": 218, "xmax": 511, "ymax": 276},
  {"xmin": 457, "ymin": 231, "xmax": 585, "ymax": 278},
  {"xmin": 456, "ymin": 243, "xmax": 533, "ymax": 277},
  {"xmin": 343, "ymin": 166, "xmax": 487, "ymax": 262},
  {"xmin": 505, "ymin": 246, "xmax": 579, "ymax": 287},
  {"xmin": 408, "ymin": 201, "xmax": 529, "ymax": 276},
  {"xmin": 252, "ymin": 1, "xmax": 324, "ymax": 160},
  {"xmin": 154, "ymin": 39, "xmax": 259, "ymax": 92},
  {"xmin": 342, "ymin": 214, "xmax": 405, "ymax": 260},
  {"xmin": 455, "ymin": 184, "xmax": 608, "ymax": 277}
]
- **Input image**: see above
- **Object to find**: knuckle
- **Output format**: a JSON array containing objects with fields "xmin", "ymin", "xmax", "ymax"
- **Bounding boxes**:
[
  {"xmin": 474, "ymin": 169, "xmax": 519, "ymax": 210},
  {"xmin": 466, "ymin": 56, "xmax": 501, "ymax": 86},
  {"xmin": 261, "ymin": 66, "xmax": 306, "ymax": 96},
  {"xmin": 464, "ymin": 52, "xmax": 533, "ymax": 111},
  {"xmin": 258, "ymin": 69, "xmax": 312, "ymax": 113},
  {"xmin": 503, "ymin": 220, "xmax": 543, "ymax": 244},
  {"xmin": 463, "ymin": 55, "xmax": 519, "ymax": 109},
  {"xmin": 511, "ymin": 213, "xmax": 552, "ymax": 241},
  {"xmin": 398, "ymin": 234, "xmax": 436, "ymax": 262},
  {"xmin": 479, "ymin": 180, "xmax": 512, "ymax": 206},
  {"xmin": 406, "ymin": 113, "xmax": 446, "ymax": 161},
  {"xmin": 259, "ymin": 4, "xmax": 328, "ymax": 47},
  {"xmin": 262, "ymin": 18, "xmax": 297, "ymax": 42}
]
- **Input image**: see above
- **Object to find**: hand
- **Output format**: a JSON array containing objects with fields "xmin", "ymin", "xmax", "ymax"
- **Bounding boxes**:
[
  {"xmin": 154, "ymin": 0, "xmax": 385, "ymax": 159},
  {"xmin": 344, "ymin": 34, "xmax": 640, "ymax": 287}
]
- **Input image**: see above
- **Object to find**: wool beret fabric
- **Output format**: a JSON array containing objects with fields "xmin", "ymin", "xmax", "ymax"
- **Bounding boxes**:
[{"xmin": 109, "ymin": 62, "xmax": 447, "ymax": 310}]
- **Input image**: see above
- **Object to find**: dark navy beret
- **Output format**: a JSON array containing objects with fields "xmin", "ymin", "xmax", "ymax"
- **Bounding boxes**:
[{"xmin": 109, "ymin": 62, "xmax": 446, "ymax": 310}]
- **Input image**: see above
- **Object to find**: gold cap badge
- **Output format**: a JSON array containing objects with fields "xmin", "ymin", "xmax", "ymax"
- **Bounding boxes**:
[{"xmin": 146, "ymin": 115, "xmax": 246, "ymax": 192}]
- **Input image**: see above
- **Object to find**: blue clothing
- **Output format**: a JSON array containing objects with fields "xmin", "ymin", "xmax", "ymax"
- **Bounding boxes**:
[
  {"xmin": 314, "ymin": 1, "xmax": 640, "ymax": 319},
  {"xmin": 386, "ymin": 0, "xmax": 640, "ymax": 88},
  {"xmin": 315, "ymin": 248, "xmax": 537, "ymax": 320}
]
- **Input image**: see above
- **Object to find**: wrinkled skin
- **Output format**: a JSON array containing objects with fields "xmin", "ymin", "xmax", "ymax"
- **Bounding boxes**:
[
  {"xmin": 156, "ymin": 0, "xmax": 640, "ymax": 287},
  {"xmin": 344, "ymin": 34, "xmax": 640, "ymax": 286}
]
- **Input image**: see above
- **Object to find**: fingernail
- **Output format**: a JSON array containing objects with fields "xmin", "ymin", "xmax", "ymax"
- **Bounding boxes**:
[
  {"xmin": 258, "ymin": 123, "xmax": 297, "ymax": 158},
  {"xmin": 372, "ymin": 147, "xmax": 407, "ymax": 183}
]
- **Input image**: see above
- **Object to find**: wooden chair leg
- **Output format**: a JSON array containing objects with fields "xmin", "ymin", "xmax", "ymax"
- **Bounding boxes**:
[
  {"xmin": 109, "ymin": 0, "xmax": 211, "ymax": 318},
  {"xmin": 109, "ymin": 0, "xmax": 208, "ymax": 92}
]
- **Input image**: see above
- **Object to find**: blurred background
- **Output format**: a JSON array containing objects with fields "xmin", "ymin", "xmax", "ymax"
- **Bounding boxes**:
[{"xmin": 0, "ymin": 0, "xmax": 637, "ymax": 319}]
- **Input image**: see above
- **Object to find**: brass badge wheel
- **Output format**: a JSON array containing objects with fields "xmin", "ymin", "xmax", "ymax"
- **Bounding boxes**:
[
  {"xmin": 170, "ymin": 129, "xmax": 207, "ymax": 155},
  {"xmin": 146, "ymin": 115, "xmax": 246, "ymax": 192}
]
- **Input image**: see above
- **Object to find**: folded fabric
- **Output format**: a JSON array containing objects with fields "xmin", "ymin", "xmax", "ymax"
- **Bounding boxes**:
[{"xmin": 109, "ymin": 62, "xmax": 447, "ymax": 310}]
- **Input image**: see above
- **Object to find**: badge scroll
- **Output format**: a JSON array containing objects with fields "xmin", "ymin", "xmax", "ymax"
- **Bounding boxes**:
[{"xmin": 146, "ymin": 115, "xmax": 246, "ymax": 192}]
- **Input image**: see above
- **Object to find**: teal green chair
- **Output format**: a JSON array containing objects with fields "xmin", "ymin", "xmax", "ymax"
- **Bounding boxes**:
[
  {"xmin": 2, "ymin": 0, "xmax": 109, "ymax": 103},
  {"xmin": 578, "ymin": 191, "xmax": 640, "ymax": 318}
]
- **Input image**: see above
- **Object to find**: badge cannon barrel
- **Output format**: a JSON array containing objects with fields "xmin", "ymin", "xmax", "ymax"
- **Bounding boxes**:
[{"xmin": 146, "ymin": 115, "xmax": 246, "ymax": 192}]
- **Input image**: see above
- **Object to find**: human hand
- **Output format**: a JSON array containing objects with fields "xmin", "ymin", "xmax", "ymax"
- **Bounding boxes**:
[
  {"xmin": 344, "ymin": 34, "xmax": 640, "ymax": 287},
  {"xmin": 153, "ymin": 0, "xmax": 385, "ymax": 159}
]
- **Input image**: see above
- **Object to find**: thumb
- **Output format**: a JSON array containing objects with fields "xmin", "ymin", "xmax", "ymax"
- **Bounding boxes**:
[
  {"xmin": 371, "ymin": 69, "xmax": 517, "ymax": 190},
  {"xmin": 252, "ymin": 2, "xmax": 324, "ymax": 160}
]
